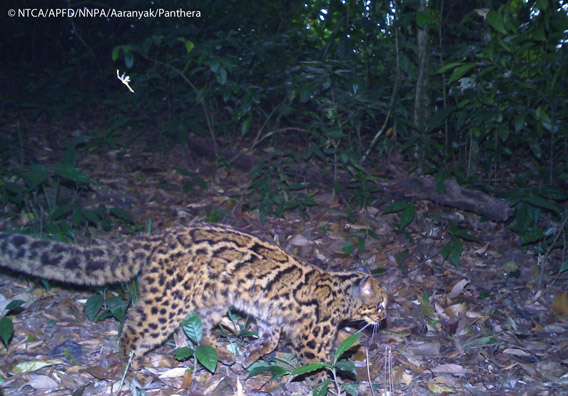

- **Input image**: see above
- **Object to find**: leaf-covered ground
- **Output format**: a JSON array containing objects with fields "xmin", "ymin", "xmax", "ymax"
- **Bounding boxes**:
[{"xmin": 0, "ymin": 120, "xmax": 567, "ymax": 395}]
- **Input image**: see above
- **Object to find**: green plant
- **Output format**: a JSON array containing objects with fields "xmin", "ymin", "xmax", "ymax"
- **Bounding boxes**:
[
  {"xmin": 248, "ymin": 332, "xmax": 365, "ymax": 396},
  {"xmin": 383, "ymin": 201, "xmax": 416, "ymax": 233},
  {"xmin": 291, "ymin": 332, "xmax": 363, "ymax": 396},
  {"xmin": 173, "ymin": 312, "xmax": 218, "ymax": 374},
  {"xmin": 175, "ymin": 168, "xmax": 208, "ymax": 194},
  {"xmin": 504, "ymin": 185, "xmax": 568, "ymax": 289},
  {"xmin": 84, "ymin": 286, "xmax": 135, "ymax": 339},
  {"xmin": 440, "ymin": 1, "xmax": 568, "ymax": 180},
  {"xmin": 247, "ymin": 151, "xmax": 315, "ymax": 221},
  {"xmin": 439, "ymin": 220, "xmax": 479, "ymax": 267},
  {"xmin": 216, "ymin": 309, "xmax": 257, "ymax": 358},
  {"xmin": 0, "ymin": 300, "xmax": 25, "ymax": 349}
]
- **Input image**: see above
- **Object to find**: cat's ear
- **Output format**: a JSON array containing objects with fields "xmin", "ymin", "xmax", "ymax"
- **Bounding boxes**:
[{"xmin": 353, "ymin": 277, "xmax": 376, "ymax": 303}]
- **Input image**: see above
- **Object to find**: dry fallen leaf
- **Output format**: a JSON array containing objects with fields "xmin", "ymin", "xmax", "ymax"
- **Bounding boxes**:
[
  {"xmin": 444, "ymin": 303, "xmax": 467, "ymax": 318},
  {"xmin": 449, "ymin": 279, "xmax": 469, "ymax": 299},
  {"xmin": 551, "ymin": 291, "xmax": 568, "ymax": 317},
  {"xmin": 430, "ymin": 363, "xmax": 468, "ymax": 374},
  {"xmin": 394, "ymin": 366, "xmax": 413, "ymax": 386},
  {"xmin": 502, "ymin": 348, "xmax": 531, "ymax": 357},
  {"xmin": 158, "ymin": 367, "xmax": 189, "ymax": 379},
  {"xmin": 288, "ymin": 234, "xmax": 310, "ymax": 246},
  {"xmin": 180, "ymin": 369, "xmax": 193, "ymax": 389},
  {"xmin": 24, "ymin": 375, "xmax": 59, "ymax": 391},
  {"xmin": 404, "ymin": 340, "xmax": 441, "ymax": 356}
]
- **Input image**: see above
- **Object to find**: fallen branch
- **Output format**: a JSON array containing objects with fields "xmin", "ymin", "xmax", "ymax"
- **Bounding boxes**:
[{"xmin": 186, "ymin": 134, "xmax": 513, "ymax": 221}]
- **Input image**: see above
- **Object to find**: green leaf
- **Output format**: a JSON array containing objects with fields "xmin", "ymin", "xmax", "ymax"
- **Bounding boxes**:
[
  {"xmin": 217, "ymin": 67, "xmax": 227, "ymax": 85},
  {"xmin": 111, "ymin": 46, "xmax": 121, "ymax": 62},
  {"xmin": 313, "ymin": 380, "xmax": 330, "ymax": 396},
  {"xmin": 451, "ymin": 230, "xmax": 480, "ymax": 242},
  {"xmin": 521, "ymin": 229, "xmax": 544, "ymax": 245},
  {"xmin": 5, "ymin": 300, "xmax": 25, "ymax": 312},
  {"xmin": 247, "ymin": 361, "xmax": 272, "ymax": 378},
  {"xmin": 427, "ymin": 106, "xmax": 455, "ymax": 130},
  {"xmin": 559, "ymin": 261, "xmax": 568, "ymax": 275},
  {"xmin": 184, "ymin": 40, "xmax": 195, "ymax": 53},
  {"xmin": 242, "ymin": 117, "xmax": 252, "ymax": 135},
  {"xmin": 173, "ymin": 346, "xmax": 195, "ymax": 360},
  {"xmin": 24, "ymin": 164, "xmax": 49, "ymax": 190},
  {"xmin": 195, "ymin": 344, "xmax": 218, "ymax": 372},
  {"xmin": 0, "ymin": 316, "xmax": 14, "ymax": 348},
  {"xmin": 80, "ymin": 208, "xmax": 101, "ymax": 225},
  {"xmin": 487, "ymin": 10, "xmax": 506, "ymax": 34},
  {"xmin": 335, "ymin": 359, "xmax": 356, "ymax": 374},
  {"xmin": 383, "ymin": 201, "xmax": 411, "ymax": 214},
  {"xmin": 395, "ymin": 250, "xmax": 409, "ymax": 275},
  {"xmin": 12, "ymin": 359, "xmax": 64, "ymax": 373},
  {"xmin": 50, "ymin": 164, "xmax": 92, "ymax": 184},
  {"xmin": 344, "ymin": 383, "xmax": 360, "ymax": 396},
  {"xmin": 270, "ymin": 364, "xmax": 291, "ymax": 378},
  {"xmin": 109, "ymin": 207, "xmax": 136, "ymax": 224},
  {"xmin": 182, "ymin": 312, "xmax": 203, "ymax": 344},
  {"xmin": 526, "ymin": 196, "xmax": 561, "ymax": 215},
  {"xmin": 291, "ymin": 362, "xmax": 328, "ymax": 376},
  {"xmin": 399, "ymin": 206, "xmax": 415, "ymax": 230},
  {"xmin": 416, "ymin": 11, "xmax": 437, "ymax": 28},
  {"xmin": 449, "ymin": 238, "xmax": 463, "ymax": 267},
  {"xmin": 449, "ymin": 64, "xmax": 475, "ymax": 83},
  {"xmin": 436, "ymin": 61, "xmax": 464, "ymax": 74},
  {"xmin": 342, "ymin": 240, "xmax": 354, "ymax": 255},
  {"xmin": 84, "ymin": 294, "xmax": 104, "ymax": 322},
  {"xmin": 334, "ymin": 332, "xmax": 362, "ymax": 364}
]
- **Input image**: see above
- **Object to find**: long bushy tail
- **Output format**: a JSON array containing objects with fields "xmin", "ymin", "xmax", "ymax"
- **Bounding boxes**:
[{"xmin": 0, "ymin": 233, "xmax": 146, "ymax": 286}]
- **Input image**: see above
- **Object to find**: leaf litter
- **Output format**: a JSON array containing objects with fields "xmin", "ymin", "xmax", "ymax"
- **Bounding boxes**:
[{"xmin": 0, "ymin": 121, "xmax": 566, "ymax": 395}]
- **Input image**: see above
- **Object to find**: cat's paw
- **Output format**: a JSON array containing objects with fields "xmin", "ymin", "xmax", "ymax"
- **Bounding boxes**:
[
  {"xmin": 216, "ymin": 348, "xmax": 237, "ymax": 366},
  {"xmin": 241, "ymin": 344, "xmax": 263, "ymax": 368}
]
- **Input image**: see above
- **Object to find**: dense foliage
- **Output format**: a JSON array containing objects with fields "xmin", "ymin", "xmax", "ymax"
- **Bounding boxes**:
[{"xmin": 1, "ymin": 0, "xmax": 567, "ymax": 249}]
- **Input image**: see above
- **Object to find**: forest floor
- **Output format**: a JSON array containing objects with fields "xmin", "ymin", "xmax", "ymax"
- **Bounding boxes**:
[{"xmin": 0, "ymin": 118, "xmax": 567, "ymax": 396}]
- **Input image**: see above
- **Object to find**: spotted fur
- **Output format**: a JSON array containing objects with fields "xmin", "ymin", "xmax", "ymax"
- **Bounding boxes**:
[{"xmin": 0, "ymin": 224, "xmax": 387, "ymax": 382}]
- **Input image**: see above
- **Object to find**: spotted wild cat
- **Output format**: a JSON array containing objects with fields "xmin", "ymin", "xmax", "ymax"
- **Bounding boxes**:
[{"xmin": 0, "ymin": 223, "xmax": 387, "ymax": 383}]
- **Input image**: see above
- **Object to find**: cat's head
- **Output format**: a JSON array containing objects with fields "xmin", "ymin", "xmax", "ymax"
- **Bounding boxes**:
[{"xmin": 352, "ymin": 276, "xmax": 387, "ymax": 324}]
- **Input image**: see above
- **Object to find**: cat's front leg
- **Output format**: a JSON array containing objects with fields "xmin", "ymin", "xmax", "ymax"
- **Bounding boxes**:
[
  {"xmin": 293, "ymin": 326, "xmax": 337, "ymax": 385},
  {"xmin": 242, "ymin": 319, "xmax": 281, "ymax": 367}
]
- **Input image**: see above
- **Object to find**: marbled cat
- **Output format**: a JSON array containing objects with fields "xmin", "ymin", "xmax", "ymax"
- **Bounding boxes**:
[{"xmin": 0, "ymin": 223, "xmax": 387, "ymax": 383}]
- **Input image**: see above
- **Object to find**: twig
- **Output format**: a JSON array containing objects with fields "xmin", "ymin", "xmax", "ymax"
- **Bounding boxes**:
[
  {"xmin": 113, "ymin": 350, "xmax": 134, "ymax": 396},
  {"xmin": 366, "ymin": 348, "xmax": 376, "ymax": 396},
  {"xmin": 385, "ymin": 346, "xmax": 394, "ymax": 396}
]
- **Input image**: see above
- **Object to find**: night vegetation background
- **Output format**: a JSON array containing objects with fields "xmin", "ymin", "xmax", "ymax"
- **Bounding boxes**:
[{"xmin": 0, "ymin": 0, "xmax": 567, "ymax": 394}]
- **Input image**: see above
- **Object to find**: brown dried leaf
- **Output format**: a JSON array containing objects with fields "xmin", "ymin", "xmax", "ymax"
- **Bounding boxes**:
[
  {"xmin": 404, "ymin": 340, "xmax": 441, "ymax": 356},
  {"xmin": 449, "ymin": 279, "xmax": 469, "ymax": 299},
  {"xmin": 25, "ymin": 374, "xmax": 59, "ymax": 391},
  {"xmin": 180, "ymin": 368, "xmax": 193, "ymax": 389},
  {"xmin": 551, "ymin": 291, "xmax": 568, "ymax": 317},
  {"xmin": 81, "ymin": 365, "xmax": 109, "ymax": 380},
  {"xmin": 502, "ymin": 348, "xmax": 531, "ymax": 357},
  {"xmin": 288, "ymin": 234, "xmax": 310, "ymax": 247},
  {"xmin": 430, "ymin": 363, "xmax": 468, "ymax": 374},
  {"xmin": 444, "ymin": 303, "xmax": 467, "ymax": 318},
  {"xmin": 394, "ymin": 365, "xmax": 413, "ymax": 386}
]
